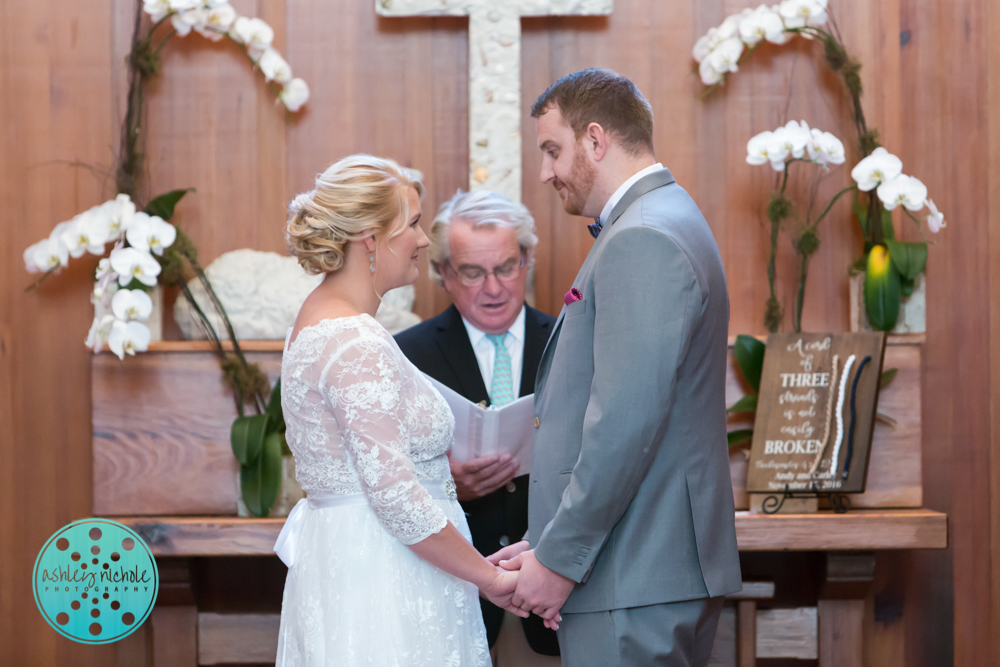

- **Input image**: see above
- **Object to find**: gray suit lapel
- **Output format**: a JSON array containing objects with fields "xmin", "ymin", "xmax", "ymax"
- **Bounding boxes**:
[{"xmin": 535, "ymin": 168, "xmax": 678, "ymax": 395}]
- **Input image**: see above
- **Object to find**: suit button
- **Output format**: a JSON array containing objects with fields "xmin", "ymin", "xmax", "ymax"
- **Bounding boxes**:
[
  {"xmin": 534, "ymin": 417, "xmax": 540, "ymax": 429},
  {"xmin": 499, "ymin": 535, "xmax": 510, "ymax": 547},
  {"xmin": 505, "ymin": 481, "xmax": 516, "ymax": 493}
]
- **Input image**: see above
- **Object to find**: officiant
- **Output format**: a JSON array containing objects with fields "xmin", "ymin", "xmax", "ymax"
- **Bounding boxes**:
[{"xmin": 395, "ymin": 190, "xmax": 559, "ymax": 656}]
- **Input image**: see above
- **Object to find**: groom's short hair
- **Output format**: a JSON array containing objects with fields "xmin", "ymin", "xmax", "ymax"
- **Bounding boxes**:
[{"xmin": 531, "ymin": 68, "xmax": 654, "ymax": 156}]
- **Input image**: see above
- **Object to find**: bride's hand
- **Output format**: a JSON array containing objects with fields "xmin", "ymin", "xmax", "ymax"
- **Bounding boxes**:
[
  {"xmin": 482, "ymin": 568, "xmax": 529, "ymax": 618},
  {"xmin": 486, "ymin": 539, "xmax": 530, "ymax": 567}
]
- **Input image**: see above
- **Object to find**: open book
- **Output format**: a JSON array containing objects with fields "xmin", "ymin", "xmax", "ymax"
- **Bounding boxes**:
[{"xmin": 425, "ymin": 375, "xmax": 535, "ymax": 476}]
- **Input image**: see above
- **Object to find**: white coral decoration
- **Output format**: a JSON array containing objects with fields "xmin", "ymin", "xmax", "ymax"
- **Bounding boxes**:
[
  {"xmin": 877, "ymin": 174, "xmax": 928, "ymax": 212},
  {"xmin": 850, "ymin": 147, "xmax": 903, "ymax": 191},
  {"xmin": 143, "ymin": 3, "xmax": 307, "ymax": 112},
  {"xmin": 108, "ymin": 320, "xmax": 152, "ymax": 360}
]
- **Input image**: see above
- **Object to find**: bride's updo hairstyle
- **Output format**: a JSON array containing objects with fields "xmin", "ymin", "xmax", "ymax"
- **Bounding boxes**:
[{"xmin": 286, "ymin": 154, "xmax": 423, "ymax": 275}]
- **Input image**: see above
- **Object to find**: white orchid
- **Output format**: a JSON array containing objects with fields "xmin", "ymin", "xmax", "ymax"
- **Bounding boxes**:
[
  {"xmin": 698, "ymin": 58, "xmax": 724, "ymax": 85},
  {"xmin": 98, "ymin": 194, "xmax": 136, "ymax": 240},
  {"xmin": 807, "ymin": 127, "xmax": 846, "ymax": 165},
  {"xmin": 110, "ymin": 247, "xmax": 162, "ymax": 287},
  {"xmin": 61, "ymin": 212, "xmax": 109, "ymax": 259},
  {"xmin": 85, "ymin": 315, "xmax": 117, "ymax": 354},
  {"xmin": 746, "ymin": 130, "xmax": 777, "ymax": 166},
  {"xmin": 877, "ymin": 174, "xmax": 928, "ymax": 212},
  {"xmin": 27, "ymin": 236, "xmax": 70, "ymax": 273},
  {"xmin": 258, "ymin": 48, "xmax": 292, "ymax": 84},
  {"xmin": 776, "ymin": 120, "xmax": 811, "ymax": 160},
  {"xmin": 143, "ymin": 0, "xmax": 173, "ymax": 22},
  {"xmin": 851, "ymin": 147, "xmax": 903, "ymax": 191},
  {"xmin": 739, "ymin": 5, "xmax": 788, "ymax": 46},
  {"xmin": 280, "ymin": 78, "xmax": 310, "ymax": 112},
  {"xmin": 925, "ymin": 198, "xmax": 946, "ymax": 233},
  {"xmin": 112, "ymin": 288, "xmax": 154, "ymax": 322},
  {"xmin": 108, "ymin": 320, "xmax": 152, "ymax": 360},
  {"xmin": 171, "ymin": 8, "xmax": 206, "ymax": 37},
  {"xmin": 778, "ymin": 0, "xmax": 828, "ymax": 30},
  {"xmin": 199, "ymin": 3, "xmax": 236, "ymax": 39},
  {"xmin": 692, "ymin": 29, "xmax": 718, "ymax": 63},
  {"xmin": 232, "ymin": 17, "xmax": 274, "ymax": 58},
  {"xmin": 709, "ymin": 37, "xmax": 745, "ymax": 73},
  {"xmin": 126, "ymin": 212, "xmax": 177, "ymax": 256}
]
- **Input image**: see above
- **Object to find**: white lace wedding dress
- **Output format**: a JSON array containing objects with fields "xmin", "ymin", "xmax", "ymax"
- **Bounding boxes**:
[{"xmin": 274, "ymin": 314, "xmax": 491, "ymax": 667}]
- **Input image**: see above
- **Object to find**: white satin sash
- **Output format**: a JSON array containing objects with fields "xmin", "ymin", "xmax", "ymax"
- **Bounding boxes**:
[{"xmin": 273, "ymin": 479, "xmax": 457, "ymax": 568}]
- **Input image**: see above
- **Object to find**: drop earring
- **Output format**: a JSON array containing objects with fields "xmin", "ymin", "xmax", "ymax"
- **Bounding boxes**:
[{"xmin": 369, "ymin": 252, "xmax": 375, "ymax": 273}]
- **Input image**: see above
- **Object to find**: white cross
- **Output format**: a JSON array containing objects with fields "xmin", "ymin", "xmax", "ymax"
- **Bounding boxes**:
[{"xmin": 377, "ymin": 0, "xmax": 613, "ymax": 203}]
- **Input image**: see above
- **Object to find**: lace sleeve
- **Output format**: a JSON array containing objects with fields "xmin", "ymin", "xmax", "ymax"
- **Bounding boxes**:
[{"xmin": 318, "ymin": 333, "xmax": 448, "ymax": 545}]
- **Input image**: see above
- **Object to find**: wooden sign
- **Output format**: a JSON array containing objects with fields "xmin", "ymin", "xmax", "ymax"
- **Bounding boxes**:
[{"xmin": 747, "ymin": 332, "xmax": 887, "ymax": 495}]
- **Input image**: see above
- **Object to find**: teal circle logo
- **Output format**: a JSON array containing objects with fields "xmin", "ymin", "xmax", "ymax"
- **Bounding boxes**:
[{"xmin": 33, "ymin": 519, "xmax": 158, "ymax": 644}]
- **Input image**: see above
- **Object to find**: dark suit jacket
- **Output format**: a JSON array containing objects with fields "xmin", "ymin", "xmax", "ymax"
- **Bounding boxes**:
[{"xmin": 395, "ymin": 303, "xmax": 559, "ymax": 654}]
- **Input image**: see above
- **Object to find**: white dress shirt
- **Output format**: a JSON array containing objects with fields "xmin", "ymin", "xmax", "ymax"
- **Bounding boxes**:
[
  {"xmin": 461, "ymin": 305, "xmax": 526, "ymax": 397},
  {"xmin": 598, "ymin": 162, "xmax": 664, "ymax": 226}
]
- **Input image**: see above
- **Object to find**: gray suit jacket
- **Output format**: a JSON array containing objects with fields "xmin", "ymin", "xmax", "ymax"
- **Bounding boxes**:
[{"xmin": 529, "ymin": 168, "xmax": 742, "ymax": 614}]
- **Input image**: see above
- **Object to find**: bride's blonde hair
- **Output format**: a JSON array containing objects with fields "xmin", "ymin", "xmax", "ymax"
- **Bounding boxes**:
[{"xmin": 286, "ymin": 154, "xmax": 423, "ymax": 275}]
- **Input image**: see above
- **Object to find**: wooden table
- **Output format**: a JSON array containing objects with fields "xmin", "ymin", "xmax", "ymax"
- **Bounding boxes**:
[{"xmin": 111, "ymin": 508, "xmax": 946, "ymax": 557}]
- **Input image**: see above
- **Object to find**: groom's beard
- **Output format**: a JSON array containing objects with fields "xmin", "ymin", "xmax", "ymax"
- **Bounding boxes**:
[{"xmin": 555, "ymin": 142, "xmax": 597, "ymax": 217}]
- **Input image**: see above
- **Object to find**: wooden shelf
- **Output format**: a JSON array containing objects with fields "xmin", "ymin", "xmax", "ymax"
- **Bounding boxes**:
[{"xmin": 108, "ymin": 509, "xmax": 946, "ymax": 557}]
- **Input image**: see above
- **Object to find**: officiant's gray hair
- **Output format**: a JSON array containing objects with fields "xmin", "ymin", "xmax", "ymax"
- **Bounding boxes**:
[{"xmin": 427, "ymin": 190, "xmax": 538, "ymax": 285}]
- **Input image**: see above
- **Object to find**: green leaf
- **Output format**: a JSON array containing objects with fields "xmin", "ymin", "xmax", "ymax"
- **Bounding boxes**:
[
  {"xmin": 144, "ymin": 188, "xmax": 194, "ymax": 221},
  {"xmin": 853, "ymin": 200, "xmax": 869, "ymax": 237},
  {"xmin": 900, "ymin": 276, "xmax": 915, "ymax": 298},
  {"xmin": 122, "ymin": 278, "xmax": 149, "ymax": 292},
  {"xmin": 864, "ymin": 246, "xmax": 902, "ymax": 331},
  {"xmin": 880, "ymin": 368, "xmax": 898, "ymax": 389},
  {"xmin": 733, "ymin": 335, "xmax": 766, "ymax": 394},
  {"xmin": 265, "ymin": 379, "xmax": 285, "ymax": 433},
  {"xmin": 240, "ymin": 431, "xmax": 284, "ymax": 517},
  {"xmin": 279, "ymin": 433, "xmax": 291, "ymax": 457},
  {"xmin": 727, "ymin": 394, "xmax": 758, "ymax": 414},
  {"xmin": 727, "ymin": 429, "xmax": 754, "ymax": 447},
  {"xmin": 231, "ymin": 413, "xmax": 270, "ymax": 466},
  {"xmin": 881, "ymin": 208, "xmax": 896, "ymax": 242},
  {"xmin": 885, "ymin": 240, "xmax": 928, "ymax": 281}
]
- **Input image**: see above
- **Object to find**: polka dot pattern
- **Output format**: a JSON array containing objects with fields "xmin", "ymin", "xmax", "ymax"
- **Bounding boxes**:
[{"xmin": 487, "ymin": 333, "xmax": 516, "ymax": 408}]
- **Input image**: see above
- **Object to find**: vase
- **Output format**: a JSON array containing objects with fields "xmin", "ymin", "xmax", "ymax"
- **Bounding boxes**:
[
  {"xmin": 236, "ymin": 454, "xmax": 306, "ymax": 518},
  {"xmin": 849, "ymin": 272, "xmax": 926, "ymax": 334}
]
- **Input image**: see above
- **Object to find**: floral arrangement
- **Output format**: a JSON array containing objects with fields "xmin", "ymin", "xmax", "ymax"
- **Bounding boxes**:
[
  {"xmin": 696, "ymin": 0, "xmax": 947, "ymax": 332},
  {"xmin": 746, "ymin": 120, "xmax": 849, "ymax": 332},
  {"xmin": 143, "ymin": 0, "xmax": 309, "ymax": 111},
  {"xmin": 23, "ymin": 0, "xmax": 304, "ymax": 516}
]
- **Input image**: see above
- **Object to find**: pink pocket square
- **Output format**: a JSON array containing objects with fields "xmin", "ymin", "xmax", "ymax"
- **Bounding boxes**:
[{"xmin": 564, "ymin": 288, "xmax": 583, "ymax": 306}]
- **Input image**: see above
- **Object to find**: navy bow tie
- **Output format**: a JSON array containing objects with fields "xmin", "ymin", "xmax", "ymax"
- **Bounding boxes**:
[{"xmin": 587, "ymin": 217, "xmax": 603, "ymax": 239}]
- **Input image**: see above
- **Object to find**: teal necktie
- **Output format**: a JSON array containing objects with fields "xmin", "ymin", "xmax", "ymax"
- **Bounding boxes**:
[{"xmin": 486, "ymin": 333, "xmax": 515, "ymax": 407}]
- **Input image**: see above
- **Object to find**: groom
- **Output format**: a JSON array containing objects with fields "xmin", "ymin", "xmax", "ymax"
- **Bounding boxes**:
[{"xmin": 491, "ymin": 69, "xmax": 742, "ymax": 665}]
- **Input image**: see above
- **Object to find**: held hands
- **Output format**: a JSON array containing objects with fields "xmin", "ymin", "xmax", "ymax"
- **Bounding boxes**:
[
  {"xmin": 481, "ymin": 567, "xmax": 529, "ymax": 619},
  {"xmin": 448, "ymin": 453, "xmax": 519, "ymax": 501},
  {"xmin": 496, "ymin": 548, "xmax": 574, "ymax": 631}
]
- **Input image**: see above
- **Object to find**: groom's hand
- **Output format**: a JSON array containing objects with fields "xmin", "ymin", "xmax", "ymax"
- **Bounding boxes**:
[
  {"xmin": 486, "ymin": 539, "xmax": 529, "ymax": 566},
  {"xmin": 502, "ymin": 549, "xmax": 574, "ymax": 628},
  {"xmin": 448, "ymin": 453, "xmax": 520, "ymax": 501}
]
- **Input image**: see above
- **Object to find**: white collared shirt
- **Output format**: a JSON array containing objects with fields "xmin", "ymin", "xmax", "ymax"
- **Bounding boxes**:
[
  {"xmin": 461, "ymin": 305, "xmax": 527, "ymax": 396},
  {"xmin": 598, "ymin": 162, "xmax": 664, "ymax": 226}
]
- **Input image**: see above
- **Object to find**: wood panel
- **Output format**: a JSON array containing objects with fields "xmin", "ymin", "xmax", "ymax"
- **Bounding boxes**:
[
  {"xmin": 198, "ymin": 613, "xmax": 280, "ymax": 665},
  {"xmin": 92, "ymin": 351, "xmax": 281, "ymax": 515}
]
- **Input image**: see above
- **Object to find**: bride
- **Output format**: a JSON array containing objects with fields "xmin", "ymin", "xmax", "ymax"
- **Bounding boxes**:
[{"xmin": 274, "ymin": 155, "xmax": 524, "ymax": 666}]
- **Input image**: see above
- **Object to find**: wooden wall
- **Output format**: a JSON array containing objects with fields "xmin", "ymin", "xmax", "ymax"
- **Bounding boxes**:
[{"xmin": 0, "ymin": 0, "xmax": 996, "ymax": 664}]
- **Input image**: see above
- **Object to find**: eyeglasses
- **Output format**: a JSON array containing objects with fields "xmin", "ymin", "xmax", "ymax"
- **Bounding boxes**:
[{"xmin": 444, "ymin": 254, "xmax": 526, "ymax": 287}]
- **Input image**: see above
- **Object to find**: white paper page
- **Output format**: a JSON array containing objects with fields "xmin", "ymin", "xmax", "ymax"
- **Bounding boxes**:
[{"xmin": 425, "ymin": 375, "xmax": 534, "ymax": 475}]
